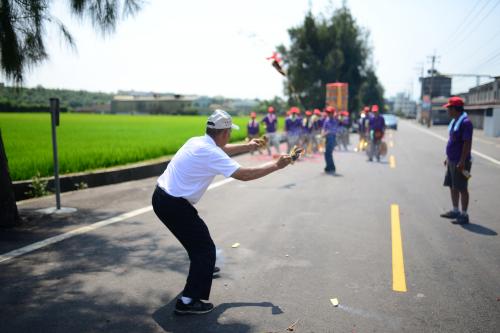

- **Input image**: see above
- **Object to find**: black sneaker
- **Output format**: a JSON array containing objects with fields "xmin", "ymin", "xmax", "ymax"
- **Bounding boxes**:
[
  {"xmin": 452, "ymin": 214, "xmax": 470, "ymax": 225},
  {"xmin": 213, "ymin": 266, "xmax": 220, "ymax": 275},
  {"xmin": 440, "ymin": 210, "xmax": 460, "ymax": 219},
  {"xmin": 174, "ymin": 299, "xmax": 214, "ymax": 315}
]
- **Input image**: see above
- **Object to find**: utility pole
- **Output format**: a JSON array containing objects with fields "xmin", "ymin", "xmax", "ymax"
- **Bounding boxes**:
[
  {"xmin": 427, "ymin": 53, "xmax": 440, "ymax": 127},
  {"xmin": 414, "ymin": 63, "xmax": 424, "ymax": 100}
]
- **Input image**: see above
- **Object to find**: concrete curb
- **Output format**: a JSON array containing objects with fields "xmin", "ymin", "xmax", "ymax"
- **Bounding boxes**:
[
  {"xmin": 13, "ymin": 158, "xmax": 170, "ymax": 201},
  {"xmin": 13, "ymin": 135, "xmax": 289, "ymax": 202}
]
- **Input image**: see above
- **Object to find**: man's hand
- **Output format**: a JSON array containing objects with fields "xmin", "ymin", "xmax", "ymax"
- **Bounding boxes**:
[
  {"xmin": 443, "ymin": 159, "xmax": 448, "ymax": 167},
  {"xmin": 248, "ymin": 138, "xmax": 266, "ymax": 151},
  {"xmin": 290, "ymin": 145, "xmax": 304, "ymax": 162},
  {"xmin": 456, "ymin": 161, "xmax": 464, "ymax": 172},
  {"xmin": 276, "ymin": 155, "xmax": 292, "ymax": 169}
]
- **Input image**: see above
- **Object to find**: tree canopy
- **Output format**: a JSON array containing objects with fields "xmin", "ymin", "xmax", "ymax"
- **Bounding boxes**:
[
  {"xmin": 277, "ymin": 5, "xmax": 384, "ymax": 112},
  {"xmin": 0, "ymin": 0, "xmax": 141, "ymax": 84}
]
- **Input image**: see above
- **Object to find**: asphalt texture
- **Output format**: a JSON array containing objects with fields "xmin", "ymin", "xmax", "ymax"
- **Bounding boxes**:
[{"xmin": 1, "ymin": 120, "xmax": 499, "ymax": 333}]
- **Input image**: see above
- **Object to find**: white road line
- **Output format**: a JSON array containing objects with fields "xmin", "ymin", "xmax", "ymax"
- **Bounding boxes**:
[
  {"xmin": 0, "ymin": 206, "xmax": 152, "ymax": 264},
  {"xmin": 0, "ymin": 178, "xmax": 235, "ymax": 264},
  {"xmin": 405, "ymin": 122, "xmax": 500, "ymax": 167},
  {"xmin": 208, "ymin": 177, "xmax": 234, "ymax": 190},
  {"xmin": 473, "ymin": 137, "xmax": 494, "ymax": 145}
]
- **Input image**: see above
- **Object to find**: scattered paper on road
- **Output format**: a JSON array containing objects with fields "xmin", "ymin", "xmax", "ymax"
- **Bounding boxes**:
[
  {"xmin": 287, "ymin": 319, "xmax": 299, "ymax": 331},
  {"xmin": 330, "ymin": 298, "xmax": 339, "ymax": 307},
  {"xmin": 231, "ymin": 243, "xmax": 240, "ymax": 248}
]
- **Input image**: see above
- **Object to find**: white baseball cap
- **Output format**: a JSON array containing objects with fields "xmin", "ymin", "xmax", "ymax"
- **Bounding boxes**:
[{"xmin": 206, "ymin": 109, "xmax": 240, "ymax": 130}]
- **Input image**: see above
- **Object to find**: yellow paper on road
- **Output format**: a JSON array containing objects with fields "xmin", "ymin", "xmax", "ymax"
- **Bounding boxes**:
[
  {"xmin": 231, "ymin": 243, "xmax": 240, "ymax": 248},
  {"xmin": 330, "ymin": 298, "xmax": 339, "ymax": 307}
]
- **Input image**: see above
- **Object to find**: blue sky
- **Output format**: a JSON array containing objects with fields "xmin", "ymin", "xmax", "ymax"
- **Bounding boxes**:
[{"xmin": 20, "ymin": 0, "xmax": 500, "ymax": 100}]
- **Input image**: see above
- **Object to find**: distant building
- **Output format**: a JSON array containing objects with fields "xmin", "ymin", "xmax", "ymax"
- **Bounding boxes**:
[
  {"xmin": 111, "ymin": 94, "xmax": 198, "ymax": 114},
  {"xmin": 461, "ymin": 76, "xmax": 500, "ymax": 136},
  {"xmin": 109, "ymin": 93, "xmax": 261, "ymax": 115},
  {"xmin": 420, "ymin": 75, "xmax": 452, "ymax": 98},
  {"xmin": 75, "ymin": 104, "xmax": 111, "ymax": 114},
  {"xmin": 393, "ymin": 93, "xmax": 417, "ymax": 118}
]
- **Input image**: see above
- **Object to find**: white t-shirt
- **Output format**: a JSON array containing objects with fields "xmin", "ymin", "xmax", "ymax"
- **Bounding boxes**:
[{"xmin": 157, "ymin": 135, "xmax": 241, "ymax": 204}]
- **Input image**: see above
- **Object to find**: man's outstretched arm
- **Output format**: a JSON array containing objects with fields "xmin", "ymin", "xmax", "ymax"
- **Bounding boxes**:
[
  {"xmin": 231, "ymin": 155, "xmax": 292, "ymax": 181},
  {"xmin": 223, "ymin": 139, "xmax": 265, "ymax": 156}
]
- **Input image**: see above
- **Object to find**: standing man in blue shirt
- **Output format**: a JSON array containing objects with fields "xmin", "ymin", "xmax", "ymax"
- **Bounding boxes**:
[
  {"xmin": 285, "ymin": 107, "xmax": 302, "ymax": 153},
  {"xmin": 322, "ymin": 106, "xmax": 338, "ymax": 174},
  {"xmin": 247, "ymin": 112, "xmax": 261, "ymax": 155},
  {"xmin": 261, "ymin": 106, "xmax": 280, "ymax": 155},
  {"xmin": 440, "ymin": 97, "xmax": 473, "ymax": 224},
  {"xmin": 367, "ymin": 105, "xmax": 385, "ymax": 162}
]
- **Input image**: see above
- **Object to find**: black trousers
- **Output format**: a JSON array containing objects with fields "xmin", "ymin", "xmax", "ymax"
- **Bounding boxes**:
[{"xmin": 152, "ymin": 186, "xmax": 216, "ymax": 300}]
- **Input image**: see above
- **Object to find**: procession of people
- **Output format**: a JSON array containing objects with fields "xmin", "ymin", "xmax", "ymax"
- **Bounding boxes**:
[{"xmin": 242, "ymin": 103, "xmax": 391, "ymax": 174}]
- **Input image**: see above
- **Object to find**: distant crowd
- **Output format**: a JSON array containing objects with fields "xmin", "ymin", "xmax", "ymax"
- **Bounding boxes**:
[{"xmin": 247, "ymin": 104, "xmax": 386, "ymax": 174}]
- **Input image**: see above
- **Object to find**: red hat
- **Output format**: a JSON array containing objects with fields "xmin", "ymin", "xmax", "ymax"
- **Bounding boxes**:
[
  {"xmin": 290, "ymin": 106, "xmax": 300, "ymax": 114},
  {"xmin": 363, "ymin": 106, "xmax": 369, "ymax": 113},
  {"xmin": 268, "ymin": 106, "xmax": 275, "ymax": 113},
  {"xmin": 250, "ymin": 112, "xmax": 256, "ymax": 118},
  {"xmin": 443, "ymin": 96, "xmax": 464, "ymax": 108},
  {"xmin": 371, "ymin": 105, "xmax": 379, "ymax": 112},
  {"xmin": 305, "ymin": 110, "xmax": 312, "ymax": 116},
  {"xmin": 313, "ymin": 108, "xmax": 321, "ymax": 115},
  {"xmin": 326, "ymin": 106, "xmax": 336, "ymax": 113},
  {"xmin": 341, "ymin": 111, "xmax": 349, "ymax": 116}
]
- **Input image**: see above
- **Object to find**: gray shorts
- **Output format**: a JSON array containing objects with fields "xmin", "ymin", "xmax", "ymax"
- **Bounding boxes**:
[{"xmin": 444, "ymin": 160, "xmax": 471, "ymax": 191}]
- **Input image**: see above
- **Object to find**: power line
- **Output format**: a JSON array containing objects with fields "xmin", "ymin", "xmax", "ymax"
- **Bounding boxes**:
[
  {"xmin": 471, "ymin": 48, "xmax": 500, "ymax": 72},
  {"xmin": 448, "ymin": 23, "xmax": 500, "ymax": 69},
  {"xmin": 452, "ymin": 0, "xmax": 500, "ymax": 51},
  {"xmin": 439, "ymin": 0, "xmax": 493, "ymax": 56},
  {"xmin": 438, "ymin": 0, "xmax": 485, "ymax": 48}
]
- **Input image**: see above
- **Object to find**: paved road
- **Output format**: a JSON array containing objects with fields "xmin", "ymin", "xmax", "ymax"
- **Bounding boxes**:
[{"xmin": 1, "ymin": 120, "xmax": 499, "ymax": 332}]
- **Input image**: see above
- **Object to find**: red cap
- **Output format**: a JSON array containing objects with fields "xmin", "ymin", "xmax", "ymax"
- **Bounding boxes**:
[
  {"xmin": 371, "ymin": 105, "xmax": 379, "ymax": 112},
  {"xmin": 443, "ymin": 96, "xmax": 464, "ymax": 108},
  {"xmin": 268, "ymin": 106, "xmax": 275, "ymax": 113},
  {"xmin": 341, "ymin": 111, "xmax": 349, "ymax": 116},
  {"xmin": 363, "ymin": 106, "xmax": 369, "ymax": 113},
  {"xmin": 290, "ymin": 106, "xmax": 300, "ymax": 114},
  {"xmin": 326, "ymin": 106, "xmax": 336, "ymax": 113},
  {"xmin": 313, "ymin": 108, "xmax": 321, "ymax": 115},
  {"xmin": 250, "ymin": 112, "xmax": 256, "ymax": 118},
  {"xmin": 305, "ymin": 110, "xmax": 312, "ymax": 116}
]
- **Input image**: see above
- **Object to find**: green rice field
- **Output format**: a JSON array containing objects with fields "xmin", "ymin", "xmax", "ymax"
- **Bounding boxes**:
[{"xmin": 0, "ymin": 113, "xmax": 283, "ymax": 181}]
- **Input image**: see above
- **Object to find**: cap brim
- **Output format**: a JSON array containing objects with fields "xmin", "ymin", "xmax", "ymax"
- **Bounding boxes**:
[
  {"xmin": 231, "ymin": 124, "xmax": 240, "ymax": 130},
  {"xmin": 443, "ymin": 103, "xmax": 451, "ymax": 108}
]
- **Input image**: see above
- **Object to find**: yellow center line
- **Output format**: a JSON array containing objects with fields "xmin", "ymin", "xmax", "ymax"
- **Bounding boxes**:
[
  {"xmin": 391, "ymin": 204, "xmax": 407, "ymax": 292},
  {"xmin": 389, "ymin": 155, "xmax": 396, "ymax": 168}
]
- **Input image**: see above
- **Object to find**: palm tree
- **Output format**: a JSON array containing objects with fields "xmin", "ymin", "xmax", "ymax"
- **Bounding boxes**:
[{"xmin": 0, "ymin": 0, "xmax": 142, "ymax": 226}]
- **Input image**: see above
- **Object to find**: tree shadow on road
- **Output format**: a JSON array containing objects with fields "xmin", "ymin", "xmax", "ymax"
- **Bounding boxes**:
[
  {"xmin": 0, "ymin": 208, "xmax": 115, "ymax": 254},
  {"xmin": 459, "ymin": 223, "xmax": 497, "ymax": 236},
  {"xmin": 152, "ymin": 295, "xmax": 284, "ymax": 333},
  {"xmin": 0, "ymin": 217, "xmax": 204, "ymax": 333}
]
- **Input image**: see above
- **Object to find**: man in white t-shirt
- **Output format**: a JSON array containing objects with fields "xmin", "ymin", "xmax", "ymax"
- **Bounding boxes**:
[{"xmin": 152, "ymin": 109, "xmax": 292, "ymax": 315}]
